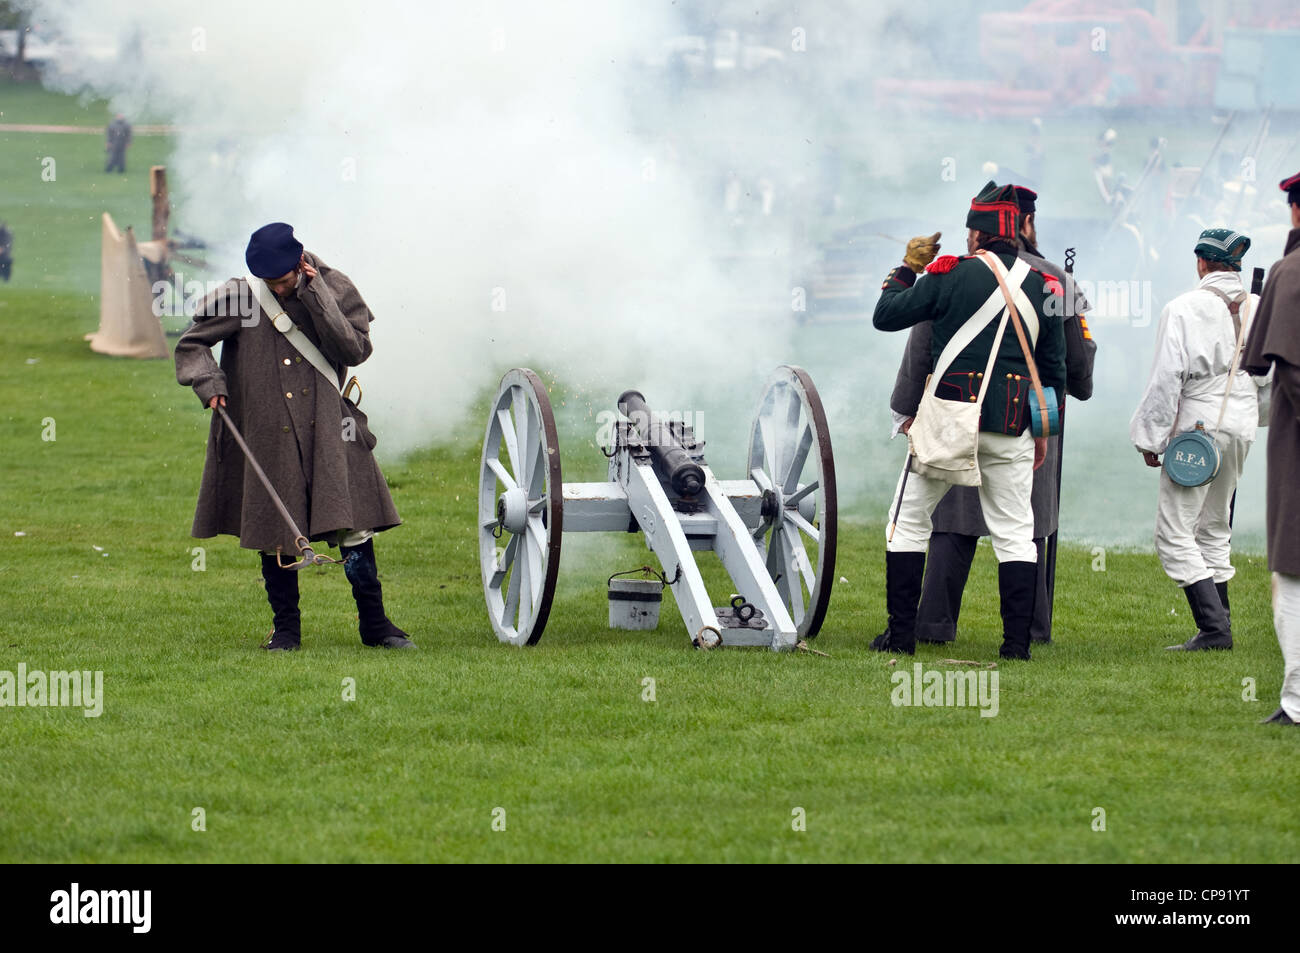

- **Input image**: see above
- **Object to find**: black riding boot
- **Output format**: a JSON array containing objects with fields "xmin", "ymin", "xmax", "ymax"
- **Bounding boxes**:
[
  {"xmin": 1168, "ymin": 577, "xmax": 1232, "ymax": 650},
  {"xmin": 260, "ymin": 553, "xmax": 301, "ymax": 651},
  {"xmin": 1216, "ymin": 581, "xmax": 1230, "ymax": 628},
  {"xmin": 997, "ymin": 560, "xmax": 1037, "ymax": 661},
  {"xmin": 1259, "ymin": 707, "xmax": 1297, "ymax": 725},
  {"xmin": 870, "ymin": 551, "xmax": 926, "ymax": 655},
  {"xmin": 340, "ymin": 538, "xmax": 416, "ymax": 649}
]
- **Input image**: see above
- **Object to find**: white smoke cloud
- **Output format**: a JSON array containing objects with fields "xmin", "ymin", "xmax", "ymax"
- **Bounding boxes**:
[
  {"xmin": 26, "ymin": 0, "xmax": 799, "ymax": 458},
  {"xmin": 21, "ymin": 0, "xmax": 1282, "ymax": 547}
]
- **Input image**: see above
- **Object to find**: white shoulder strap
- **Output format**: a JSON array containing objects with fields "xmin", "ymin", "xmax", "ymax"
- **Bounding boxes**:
[
  {"xmin": 985, "ymin": 253, "xmax": 1039, "ymax": 344},
  {"xmin": 246, "ymin": 275, "xmax": 344, "ymax": 394}
]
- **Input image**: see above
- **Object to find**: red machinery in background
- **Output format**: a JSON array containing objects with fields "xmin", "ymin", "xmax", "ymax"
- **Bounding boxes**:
[{"xmin": 876, "ymin": 0, "xmax": 1300, "ymax": 117}]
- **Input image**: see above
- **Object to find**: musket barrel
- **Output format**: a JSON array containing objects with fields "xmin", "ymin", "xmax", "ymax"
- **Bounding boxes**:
[{"xmin": 618, "ymin": 389, "xmax": 705, "ymax": 497}]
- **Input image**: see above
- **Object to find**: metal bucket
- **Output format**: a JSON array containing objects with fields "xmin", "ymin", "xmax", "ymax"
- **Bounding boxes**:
[{"xmin": 608, "ymin": 578, "xmax": 663, "ymax": 630}]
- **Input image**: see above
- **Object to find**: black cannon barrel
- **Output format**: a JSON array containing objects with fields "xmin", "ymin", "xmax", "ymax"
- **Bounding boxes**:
[{"xmin": 617, "ymin": 389, "xmax": 705, "ymax": 497}]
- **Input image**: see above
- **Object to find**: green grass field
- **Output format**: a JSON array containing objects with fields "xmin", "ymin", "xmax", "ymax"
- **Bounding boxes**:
[{"xmin": 1, "ymin": 80, "xmax": 1296, "ymax": 864}]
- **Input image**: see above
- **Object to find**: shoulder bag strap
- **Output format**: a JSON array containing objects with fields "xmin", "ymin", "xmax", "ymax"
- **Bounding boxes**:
[
  {"xmin": 976, "ymin": 250, "xmax": 1049, "ymax": 434},
  {"xmin": 247, "ymin": 275, "xmax": 345, "ymax": 395},
  {"xmin": 1211, "ymin": 291, "xmax": 1254, "ymax": 437},
  {"xmin": 1202, "ymin": 284, "xmax": 1244, "ymax": 339}
]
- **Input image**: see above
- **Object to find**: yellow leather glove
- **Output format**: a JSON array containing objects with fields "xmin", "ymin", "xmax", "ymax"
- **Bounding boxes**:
[{"xmin": 903, "ymin": 232, "xmax": 942, "ymax": 273}]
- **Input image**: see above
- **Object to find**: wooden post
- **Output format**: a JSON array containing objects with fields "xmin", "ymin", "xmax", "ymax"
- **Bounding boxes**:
[{"xmin": 150, "ymin": 166, "xmax": 169, "ymax": 242}]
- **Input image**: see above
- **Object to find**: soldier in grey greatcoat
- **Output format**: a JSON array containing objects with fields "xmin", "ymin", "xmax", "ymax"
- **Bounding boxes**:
[
  {"xmin": 888, "ymin": 186, "xmax": 1096, "ymax": 645},
  {"xmin": 175, "ymin": 222, "xmax": 414, "ymax": 651}
]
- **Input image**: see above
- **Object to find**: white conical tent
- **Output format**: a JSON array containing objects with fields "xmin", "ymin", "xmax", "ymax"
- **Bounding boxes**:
[{"xmin": 86, "ymin": 212, "xmax": 169, "ymax": 359}]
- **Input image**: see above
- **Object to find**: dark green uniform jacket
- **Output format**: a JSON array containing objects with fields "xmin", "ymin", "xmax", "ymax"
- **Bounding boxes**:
[{"xmin": 873, "ymin": 240, "xmax": 1067, "ymax": 436}]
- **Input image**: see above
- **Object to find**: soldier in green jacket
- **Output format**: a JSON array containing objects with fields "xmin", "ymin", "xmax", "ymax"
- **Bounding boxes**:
[{"xmin": 870, "ymin": 181, "xmax": 1067, "ymax": 660}]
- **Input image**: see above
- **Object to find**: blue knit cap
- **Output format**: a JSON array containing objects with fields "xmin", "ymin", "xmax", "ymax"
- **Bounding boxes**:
[{"xmin": 245, "ymin": 223, "xmax": 303, "ymax": 278}]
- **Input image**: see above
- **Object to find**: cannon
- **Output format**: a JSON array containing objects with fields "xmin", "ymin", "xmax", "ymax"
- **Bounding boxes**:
[{"xmin": 477, "ymin": 366, "xmax": 837, "ymax": 651}]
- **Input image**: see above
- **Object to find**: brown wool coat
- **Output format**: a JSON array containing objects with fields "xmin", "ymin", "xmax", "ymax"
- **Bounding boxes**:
[
  {"xmin": 1242, "ymin": 227, "xmax": 1300, "ymax": 576},
  {"xmin": 174, "ymin": 252, "xmax": 400, "ymax": 553}
]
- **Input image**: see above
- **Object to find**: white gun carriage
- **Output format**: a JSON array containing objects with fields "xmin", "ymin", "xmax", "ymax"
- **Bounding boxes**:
[{"xmin": 478, "ymin": 366, "xmax": 837, "ymax": 651}]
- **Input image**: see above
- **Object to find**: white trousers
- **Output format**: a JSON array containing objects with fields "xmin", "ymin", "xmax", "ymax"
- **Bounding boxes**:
[
  {"xmin": 886, "ymin": 431, "xmax": 1037, "ymax": 563},
  {"xmin": 1154, "ymin": 435, "xmax": 1251, "ymax": 587},
  {"xmin": 1274, "ymin": 573, "xmax": 1300, "ymax": 721}
]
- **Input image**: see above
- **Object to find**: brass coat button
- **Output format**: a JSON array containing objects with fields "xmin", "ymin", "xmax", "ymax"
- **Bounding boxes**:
[
  {"xmin": 969, "ymin": 395, "xmax": 977, "ymax": 402},
  {"xmin": 282, "ymin": 358, "xmax": 291, "ymax": 365},
  {"xmin": 281, "ymin": 425, "xmax": 290, "ymax": 433},
  {"xmin": 285, "ymin": 392, "xmax": 293, "ymax": 399},
  {"xmin": 1006, "ymin": 373, "xmax": 1013, "ymax": 379},
  {"xmin": 295, "ymin": 356, "xmax": 302, "ymax": 363},
  {"xmin": 302, "ymin": 387, "xmax": 309, "ymax": 395}
]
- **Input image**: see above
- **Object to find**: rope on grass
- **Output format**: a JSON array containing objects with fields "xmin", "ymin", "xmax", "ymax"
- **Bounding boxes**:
[{"xmin": 796, "ymin": 640, "xmax": 830, "ymax": 657}]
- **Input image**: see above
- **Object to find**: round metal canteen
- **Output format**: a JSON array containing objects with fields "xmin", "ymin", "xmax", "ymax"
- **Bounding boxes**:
[
  {"xmin": 1163, "ymin": 424, "xmax": 1221, "ymax": 488},
  {"xmin": 746, "ymin": 365, "xmax": 837, "ymax": 638},
  {"xmin": 1029, "ymin": 385, "xmax": 1059, "ymax": 438},
  {"xmin": 478, "ymin": 368, "xmax": 564, "ymax": 646}
]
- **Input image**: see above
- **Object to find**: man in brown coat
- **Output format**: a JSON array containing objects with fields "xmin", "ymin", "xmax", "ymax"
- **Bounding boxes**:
[
  {"xmin": 175, "ymin": 222, "xmax": 414, "ymax": 651},
  {"xmin": 1242, "ymin": 172, "xmax": 1300, "ymax": 724}
]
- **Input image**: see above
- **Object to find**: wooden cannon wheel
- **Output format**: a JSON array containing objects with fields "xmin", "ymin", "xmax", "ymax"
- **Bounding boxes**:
[
  {"xmin": 478, "ymin": 368, "xmax": 563, "ymax": 646},
  {"xmin": 746, "ymin": 365, "xmax": 837, "ymax": 639}
]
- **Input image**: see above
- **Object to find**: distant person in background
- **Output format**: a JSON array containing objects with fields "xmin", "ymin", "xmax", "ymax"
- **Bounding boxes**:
[
  {"xmin": 0, "ymin": 221, "xmax": 12, "ymax": 282},
  {"xmin": 887, "ymin": 185, "xmax": 1095, "ymax": 646},
  {"xmin": 1025, "ymin": 117, "xmax": 1044, "ymax": 186},
  {"xmin": 1242, "ymin": 172, "xmax": 1300, "ymax": 725},
  {"xmin": 1130, "ymin": 228, "xmax": 1266, "ymax": 651},
  {"xmin": 105, "ymin": 114, "xmax": 132, "ymax": 174},
  {"xmin": 1094, "ymin": 128, "xmax": 1117, "ymax": 205}
]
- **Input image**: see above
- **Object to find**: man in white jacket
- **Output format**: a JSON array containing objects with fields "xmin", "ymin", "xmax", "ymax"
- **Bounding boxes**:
[{"xmin": 1131, "ymin": 228, "xmax": 1264, "ymax": 651}]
